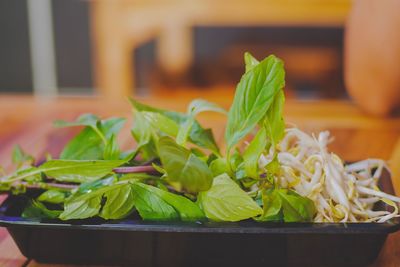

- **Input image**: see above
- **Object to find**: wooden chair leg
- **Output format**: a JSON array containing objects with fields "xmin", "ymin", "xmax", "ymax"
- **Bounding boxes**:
[
  {"xmin": 157, "ymin": 20, "xmax": 193, "ymax": 76},
  {"xmin": 90, "ymin": 1, "xmax": 134, "ymax": 98}
]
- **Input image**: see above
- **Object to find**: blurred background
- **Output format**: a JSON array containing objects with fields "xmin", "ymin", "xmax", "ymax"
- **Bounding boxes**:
[{"xmin": 0, "ymin": 0, "xmax": 351, "ymax": 99}]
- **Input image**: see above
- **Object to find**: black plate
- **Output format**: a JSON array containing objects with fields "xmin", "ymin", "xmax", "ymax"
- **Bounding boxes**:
[{"xmin": 0, "ymin": 171, "xmax": 399, "ymax": 267}]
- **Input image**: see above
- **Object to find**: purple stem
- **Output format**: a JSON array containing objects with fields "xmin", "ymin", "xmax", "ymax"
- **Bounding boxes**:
[{"xmin": 113, "ymin": 165, "xmax": 157, "ymax": 174}]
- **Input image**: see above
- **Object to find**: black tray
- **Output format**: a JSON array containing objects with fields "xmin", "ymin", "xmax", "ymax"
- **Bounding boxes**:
[{"xmin": 1, "ymin": 172, "xmax": 399, "ymax": 267}]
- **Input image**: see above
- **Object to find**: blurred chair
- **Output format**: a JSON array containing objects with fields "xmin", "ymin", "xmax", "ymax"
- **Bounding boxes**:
[{"xmin": 90, "ymin": 0, "xmax": 351, "ymax": 98}]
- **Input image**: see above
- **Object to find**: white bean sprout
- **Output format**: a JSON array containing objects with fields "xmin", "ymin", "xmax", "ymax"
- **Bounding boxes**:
[{"xmin": 261, "ymin": 128, "xmax": 400, "ymax": 223}]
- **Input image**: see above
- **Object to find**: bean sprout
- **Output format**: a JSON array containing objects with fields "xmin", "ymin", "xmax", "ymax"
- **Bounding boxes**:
[{"xmin": 263, "ymin": 128, "xmax": 400, "ymax": 223}]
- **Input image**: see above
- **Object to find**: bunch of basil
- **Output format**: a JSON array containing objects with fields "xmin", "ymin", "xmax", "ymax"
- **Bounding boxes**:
[{"xmin": 0, "ymin": 53, "xmax": 315, "ymax": 223}]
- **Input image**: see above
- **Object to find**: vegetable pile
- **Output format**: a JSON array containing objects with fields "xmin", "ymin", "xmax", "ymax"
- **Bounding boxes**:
[{"xmin": 1, "ymin": 53, "xmax": 399, "ymax": 223}]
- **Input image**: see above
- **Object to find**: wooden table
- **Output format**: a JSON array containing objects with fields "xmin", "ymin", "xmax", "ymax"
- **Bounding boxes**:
[{"xmin": 0, "ymin": 93, "xmax": 400, "ymax": 266}]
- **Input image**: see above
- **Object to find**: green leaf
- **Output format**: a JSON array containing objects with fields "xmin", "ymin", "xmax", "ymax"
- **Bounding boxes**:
[
  {"xmin": 209, "ymin": 158, "xmax": 230, "ymax": 177},
  {"xmin": 40, "ymin": 159, "xmax": 126, "ymax": 183},
  {"xmin": 177, "ymin": 99, "xmax": 226, "ymax": 146},
  {"xmin": 187, "ymin": 99, "xmax": 227, "ymax": 116},
  {"xmin": 129, "ymin": 98, "xmax": 187, "ymax": 123},
  {"xmin": 100, "ymin": 184, "xmax": 135, "ymax": 219},
  {"xmin": 60, "ymin": 127, "xmax": 104, "ymax": 160},
  {"xmin": 131, "ymin": 111, "xmax": 158, "ymax": 160},
  {"xmin": 60, "ymin": 191, "xmax": 102, "ymax": 220},
  {"xmin": 157, "ymin": 136, "xmax": 213, "ymax": 193},
  {"xmin": 12, "ymin": 145, "xmax": 34, "ymax": 167},
  {"xmin": 225, "ymin": 54, "xmax": 285, "ymax": 151},
  {"xmin": 131, "ymin": 182, "xmax": 179, "ymax": 220},
  {"xmin": 3, "ymin": 166, "xmax": 42, "ymax": 184},
  {"xmin": 244, "ymin": 52, "xmax": 260, "ymax": 73},
  {"xmin": 60, "ymin": 183, "xmax": 134, "ymax": 220},
  {"xmin": 103, "ymin": 134, "xmax": 120, "ymax": 160},
  {"xmin": 176, "ymin": 117, "xmax": 195, "ymax": 146},
  {"xmin": 60, "ymin": 117, "xmax": 125, "ymax": 160},
  {"xmin": 189, "ymin": 125, "xmax": 220, "ymax": 155},
  {"xmin": 22, "ymin": 200, "xmax": 62, "ymax": 219},
  {"xmin": 133, "ymin": 182, "xmax": 204, "ymax": 221},
  {"xmin": 264, "ymin": 90, "xmax": 285, "ymax": 146},
  {"xmin": 141, "ymin": 111, "xmax": 179, "ymax": 137},
  {"xmin": 257, "ymin": 189, "xmax": 283, "ymax": 222},
  {"xmin": 278, "ymin": 189, "xmax": 316, "ymax": 222},
  {"xmin": 76, "ymin": 176, "xmax": 116, "ymax": 194},
  {"xmin": 198, "ymin": 174, "xmax": 263, "ymax": 222},
  {"xmin": 258, "ymin": 189, "xmax": 315, "ymax": 222},
  {"xmin": 54, "ymin": 113, "xmax": 100, "ymax": 128},
  {"xmin": 243, "ymin": 127, "xmax": 268, "ymax": 178},
  {"xmin": 130, "ymin": 98, "xmax": 220, "ymax": 154},
  {"xmin": 230, "ymin": 148, "xmax": 244, "ymax": 171},
  {"xmin": 38, "ymin": 189, "xmax": 67, "ymax": 204}
]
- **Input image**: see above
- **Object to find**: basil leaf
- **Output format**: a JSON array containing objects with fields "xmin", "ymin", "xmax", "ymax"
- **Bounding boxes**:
[
  {"xmin": 264, "ymin": 90, "xmax": 285, "ymax": 146},
  {"xmin": 103, "ymin": 134, "xmax": 120, "ymax": 160},
  {"xmin": 131, "ymin": 182, "xmax": 179, "ymax": 220},
  {"xmin": 129, "ymin": 98, "xmax": 186, "ymax": 123},
  {"xmin": 244, "ymin": 52, "xmax": 260, "ymax": 73},
  {"xmin": 230, "ymin": 148, "xmax": 244, "ymax": 171},
  {"xmin": 4, "ymin": 166, "xmax": 42, "ymax": 184},
  {"xmin": 157, "ymin": 136, "xmax": 213, "ymax": 193},
  {"xmin": 130, "ymin": 98, "xmax": 220, "ymax": 154},
  {"xmin": 176, "ymin": 117, "xmax": 195, "ymax": 146},
  {"xmin": 142, "ymin": 111, "xmax": 179, "ymax": 137},
  {"xmin": 198, "ymin": 174, "xmax": 263, "ymax": 222},
  {"xmin": 76, "ymin": 176, "xmax": 116, "ymax": 194},
  {"xmin": 100, "ymin": 184, "xmax": 135, "ymax": 219},
  {"xmin": 278, "ymin": 189, "xmax": 315, "ymax": 222},
  {"xmin": 40, "ymin": 159, "xmax": 126, "ymax": 183},
  {"xmin": 187, "ymin": 99, "xmax": 227, "ymax": 116},
  {"xmin": 60, "ymin": 192, "xmax": 102, "ymax": 220},
  {"xmin": 243, "ymin": 127, "xmax": 268, "ymax": 178},
  {"xmin": 54, "ymin": 113, "xmax": 100, "ymax": 128},
  {"xmin": 133, "ymin": 182, "xmax": 204, "ymax": 221},
  {"xmin": 209, "ymin": 158, "xmax": 230, "ymax": 177},
  {"xmin": 131, "ymin": 111, "xmax": 158, "ymax": 160},
  {"xmin": 61, "ymin": 127, "xmax": 104, "ymax": 160},
  {"xmin": 60, "ymin": 183, "xmax": 135, "ymax": 220},
  {"xmin": 38, "ymin": 189, "xmax": 67, "ymax": 204},
  {"xmin": 258, "ymin": 189, "xmax": 315, "ymax": 222},
  {"xmin": 60, "ymin": 117, "xmax": 125, "ymax": 160},
  {"xmin": 189, "ymin": 125, "xmax": 220, "ymax": 154},
  {"xmin": 12, "ymin": 145, "xmax": 34, "ymax": 167},
  {"xmin": 225, "ymin": 54, "xmax": 285, "ymax": 150},
  {"xmin": 22, "ymin": 200, "xmax": 62, "ymax": 219},
  {"xmin": 55, "ymin": 113, "xmax": 108, "ymax": 145},
  {"xmin": 177, "ymin": 99, "xmax": 226, "ymax": 146},
  {"xmin": 257, "ymin": 189, "xmax": 283, "ymax": 222}
]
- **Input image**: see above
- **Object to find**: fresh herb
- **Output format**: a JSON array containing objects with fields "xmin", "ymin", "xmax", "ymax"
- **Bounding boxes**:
[
  {"xmin": 157, "ymin": 136, "xmax": 213, "ymax": 193},
  {"xmin": 57, "ymin": 115, "xmax": 125, "ymax": 160},
  {"xmin": 258, "ymin": 189, "xmax": 316, "ymax": 222},
  {"xmin": 22, "ymin": 200, "xmax": 62, "ymax": 219},
  {"xmin": 38, "ymin": 189, "xmax": 67, "ymax": 204},
  {"xmin": 0, "ymin": 52, "xmax": 318, "ymax": 223},
  {"xmin": 225, "ymin": 54, "xmax": 285, "ymax": 152},
  {"xmin": 12, "ymin": 145, "xmax": 34, "ymax": 167},
  {"xmin": 198, "ymin": 174, "xmax": 263, "ymax": 222}
]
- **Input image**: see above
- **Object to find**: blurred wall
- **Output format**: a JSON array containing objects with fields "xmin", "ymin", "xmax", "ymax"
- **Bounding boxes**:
[
  {"xmin": 0, "ymin": 0, "xmax": 32, "ymax": 93},
  {"xmin": 0, "ymin": 0, "xmax": 345, "ymax": 98},
  {"xmin": 53, "ymin": 0, "xmax": 93, "ymax": 94},
  {"xmin": 0, "ymin": 0, "xmax": 92, "ymax": 94}
]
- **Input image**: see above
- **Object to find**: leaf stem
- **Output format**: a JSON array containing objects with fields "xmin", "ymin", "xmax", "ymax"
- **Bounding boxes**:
[
  {"xmin": 226, "ymin": 148, "xmax": 233, "ymax": 175},
  {"xmin": 18, "ymin": 181, "xmax": 78, "ymax": 190},
  {"xmin": 113, "ymin": 165, "xmax": 157, "ymax": 174}
]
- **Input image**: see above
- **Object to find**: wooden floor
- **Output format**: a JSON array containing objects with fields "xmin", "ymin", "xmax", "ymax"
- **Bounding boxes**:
[{"xmin": 0, "ymin": 93, "xmax": 399, "ymax": 266}]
